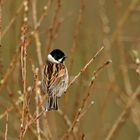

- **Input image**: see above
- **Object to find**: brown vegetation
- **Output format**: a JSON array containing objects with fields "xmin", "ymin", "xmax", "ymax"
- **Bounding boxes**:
[{"xmin": 0, "ymin": 0, "xmax": 140, "ymax": 140}]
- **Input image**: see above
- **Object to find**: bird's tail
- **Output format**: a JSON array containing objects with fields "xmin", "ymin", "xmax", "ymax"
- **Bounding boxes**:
[{"xmin": 45, "ymin": 96, "xmax": 58, "ymax": 111}]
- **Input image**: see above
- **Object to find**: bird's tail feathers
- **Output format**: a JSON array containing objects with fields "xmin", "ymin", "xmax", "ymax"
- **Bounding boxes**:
[{"xmin": 45, "ymin": 96, "xmax": 58, "ymax": 111}]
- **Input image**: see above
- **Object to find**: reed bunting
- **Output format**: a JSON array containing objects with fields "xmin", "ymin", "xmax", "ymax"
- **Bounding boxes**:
[{"xmin": 41, "ymin": 49, "xmax": 68, "ymax": 111}]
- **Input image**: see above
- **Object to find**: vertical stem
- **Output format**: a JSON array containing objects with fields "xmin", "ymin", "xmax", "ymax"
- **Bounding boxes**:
[
  {"xmin": 117, "ymin": 29, "xmax": 133, "ymax": 95},
  {"xmin": 34, "ymin": 68, "xmax": 41, "ymax": 140},
  {"xmin": 4, "ymin": 112, "xmax": 8, "ymax": 140},
  {"xmin": 19, "ymin": 1, "xmax": 29, "ymax": 139},
  {"xmin": 32, "ymin": 0, "xmax": 43, "ymax": 70}
]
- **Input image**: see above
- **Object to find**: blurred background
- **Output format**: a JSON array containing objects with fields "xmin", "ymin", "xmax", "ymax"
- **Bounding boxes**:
[{"xmin": 0, "ymin": 0, "xmax": 140, "ymax": 140}]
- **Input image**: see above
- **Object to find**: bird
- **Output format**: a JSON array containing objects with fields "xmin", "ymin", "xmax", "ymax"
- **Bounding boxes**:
[{"xmin": 41, "ymin": 49, "xmax": 69, "ymax": 111}]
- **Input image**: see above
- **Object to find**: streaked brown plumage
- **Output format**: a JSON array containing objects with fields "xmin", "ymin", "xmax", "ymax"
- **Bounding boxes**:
[{"xmin": 41, "ymin": 49, "xmax": 68, "ymax": 111}]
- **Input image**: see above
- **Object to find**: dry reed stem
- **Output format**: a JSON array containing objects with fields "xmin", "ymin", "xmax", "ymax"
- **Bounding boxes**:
[
  {"xmin": 67, "ymin": 46, "xmax": 104, "ymax": 89},
  {"xmin": 30, "ymin": 60, "xmax": 53, "ymax": 140},
  {"xmin": 0, "ymin": 0, "xmax": 139, "ymax": 139},
  {"xmin": 36, "ymin": 97, "xmax": 41, "ymax": 140},
  {"xmin": 4, "ymin": 111, "xmax": 8, "ymax": 140},
  {"xmin": 0, "ymin": 1, "xmax": 50, "ymax": 85},
  {"xmin": 32, "ymin": 0, "xmax": 43, "ymax": 70},
  {"xmin": 32, "ymin": 63, "xmax": 54, "ymax": 140},
  {"xmin": 19, "ymin": 0, "xmax": 29, "ymax": 139},
  {"xmin": 6, "ymin": 88, "xmax": 40, "ymax": 139},
  {"xmin": 0, "ymin": 1, "xmax": 49, "ymax": 93},
  {"xmin": 105, "ymin": 86, "xmax": 140, "ymax": 140},
  {"xmin": 33, "ymin": 66, "xmax": 42, "ymax": 140},
  {"xmin": 61, "ymin": 59, "xmax": 112, "ymax": 140},
  {"xmin": 1, "ymin": 89, "xmax": 37, "ymax": 139},
  {"xmin": 4, "ymin": 87, "xmax": 47, "ymax": 139}
]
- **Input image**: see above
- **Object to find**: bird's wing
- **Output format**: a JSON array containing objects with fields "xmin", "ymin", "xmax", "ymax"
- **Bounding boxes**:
[{"xmin": 42, "ymin": 63, "xmax": 66, "ymax": 96}]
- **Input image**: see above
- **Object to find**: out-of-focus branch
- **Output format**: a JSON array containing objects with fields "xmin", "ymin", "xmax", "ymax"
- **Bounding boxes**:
[
  {"xmin": 19, "ymin": 1, "xmax": 29, "ymax": 139},
  {"xmin": 4, "ymin": 112, "xmax": 8, "ymax": 140},
  {"xmin": 32, "ymin": 0, "xmax": 43, "ymax": 70},
  {"xmin": 62, "ymin": 59, "xmax": 112, "ymax": 140},
  {"xmin": 67, "ymin": 46, "xmax": 104, "ymax": 89},
  {"xmin": 110, "ymin": 0, "xmax": 139, "ymax": 47},
  {"xmin": 105, "ymin": 86, "xmax": 140, "ymax": 140}
]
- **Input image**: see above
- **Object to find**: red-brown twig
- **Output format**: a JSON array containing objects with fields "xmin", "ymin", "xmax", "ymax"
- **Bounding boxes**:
[
  {"xmin": 67, "ymin": 46, "xmax": 105, "ymax": 89},
  {"xmin": 61, "ymin": 59, "xmax": 112, "ymax": 140},
  {"xmin": 19, "ymin": 1, "xmax": 29, "ymax": 139},
  {"xmin": 4, "ymin": 111, "xmax": 8, "ymax": 140},
  {"xmin": 32, "ymin": 0, "xmax": 43, "ymax": 70}
]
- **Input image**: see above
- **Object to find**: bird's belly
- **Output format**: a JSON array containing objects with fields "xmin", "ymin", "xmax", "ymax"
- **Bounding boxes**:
[
  {"xmin": 57, "ymin": 74, "xmax": 68, "ymax": 97},
  {"xmin": 57, "ymin": 81, "xmax": 67, "ymax": 97}
]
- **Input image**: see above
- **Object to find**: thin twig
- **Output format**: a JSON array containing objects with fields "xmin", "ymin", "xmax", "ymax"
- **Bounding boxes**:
[
  {"xmin": 19, "ymin": 1, "xmax": 29, "ymax": 139},
  {"xmin": 32, "ymin": 0, "xmax": 43, "ymax": 70},
  {"xmin": 4, "ymin": 112, "xmax": 8, "ymax": 140},
  {"xmin": 61, "ymin": 59, "xmax": 112, "ymax": 140},
  {"xmin": 67, "ymin": 46, "xmax": 104, "ymax": 89},
  {"xmin": 34, "ymin": 67, "xmax": 42, "ymax": 140}
]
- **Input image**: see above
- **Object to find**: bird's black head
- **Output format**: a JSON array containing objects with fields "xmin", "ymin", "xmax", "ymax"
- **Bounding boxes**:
[{"xmin": 48, "ymin": 49, "xmax": 66, "ymax": 63}]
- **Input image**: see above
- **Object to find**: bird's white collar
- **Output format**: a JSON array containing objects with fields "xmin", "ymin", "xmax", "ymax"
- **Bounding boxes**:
[{"xmin": 47, "ymin": 54, "xmax": 59, "ymax": 64}]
